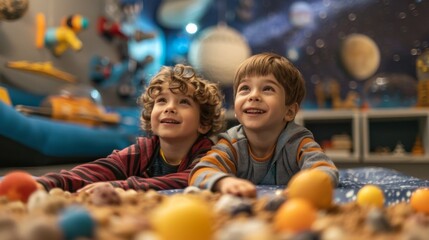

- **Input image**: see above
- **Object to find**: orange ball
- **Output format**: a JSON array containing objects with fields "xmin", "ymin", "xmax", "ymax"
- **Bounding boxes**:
[
  {"xmin": 410, "ymin": 188, "xmax": 429, "ymax": 214},
  {"xmin": 151, "ymin": 195, "xmax": 214, "ymax": 240},
  {"xmin": 0, "ymin": 171, "xmax": 38, "ymax": 203},
  {"xmin": 286, "ymin": 169, "xmax": 334, "ymax": 209},
  {"xmin": 356, "ymin": 185, "xmax": 385, "ymax": 208},
  {"xmin": 273, "ymin": 198, "xmax": 317, "ymax": 233}
]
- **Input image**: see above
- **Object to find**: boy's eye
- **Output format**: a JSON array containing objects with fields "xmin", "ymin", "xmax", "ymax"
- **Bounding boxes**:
[
  {"xmin": 180, "ymin": 98, "xmax": 191, "ymax": 105},
  {"xmin": 238, "ymin": 85, "xmax": 250, "ymax": 92},
  {"xmin": 155, "ymin": 97, "xmax": 166, "ymax": 103},
  {"xmin": 263, "ymin": 86, "xmax": 275, "ymax": 92}
]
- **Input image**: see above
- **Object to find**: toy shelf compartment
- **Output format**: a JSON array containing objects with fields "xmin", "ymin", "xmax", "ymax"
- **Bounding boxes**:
[
  {"xmin": 295, "ymin": 110, "xmax": 360, "ymax": 163},
  {"xmin": 361, "ymin": 108, "xmax": 429, "ymax": 163}
]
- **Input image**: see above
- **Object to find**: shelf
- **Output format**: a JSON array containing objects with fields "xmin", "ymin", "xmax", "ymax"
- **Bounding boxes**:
[
  {"xmin": 361, "ymin": 108, "xmax": 429, "ymax": 162},
  {"xmin": 296, "ymin": 110, "xmax": 360, "ymax": 163}
]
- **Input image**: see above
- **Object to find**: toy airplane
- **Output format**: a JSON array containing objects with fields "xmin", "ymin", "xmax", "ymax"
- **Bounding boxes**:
[
  {"xmin": 15, "ymin": 95, "xmax": 121, "ymax": 126},
  {"xmin": 6, "ymin": 61, "xmax": 78, "ymax": 83}
]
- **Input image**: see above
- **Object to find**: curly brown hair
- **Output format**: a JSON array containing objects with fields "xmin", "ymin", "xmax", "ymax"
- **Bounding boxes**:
[
  {"xmin": 233, "ymin": 52, "xmax": 306, "ymax": 106},
  {"xmin": 138, "ymin": 64, "xmax": 225, "ymax": 136}
]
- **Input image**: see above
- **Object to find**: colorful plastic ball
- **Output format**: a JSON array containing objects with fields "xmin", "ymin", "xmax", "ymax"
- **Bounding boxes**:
[
  {"xmin": 273, "ymin": 198, "xmax": 317, "ymax": 233},
  {"xmin": 410, "ymin": 188, "xmax": 429, "ymax": 214},
  {"xmin": 151, "ymin": 195, "xmax": 214, "ymax": 240},
  {"xmin": 286, "ymin": 169, "xmax": 334, "ymax": 209},
  {"xmin": 58, "ymin": 206, "xmax": 95, "ymax": 240},
  {"xmin": 356, "ymin": 185, "xmax": 385, "ymax": 208},
  {"xmin": 0, "ymin": 171, "xmax": 38, "ymax": 203}
]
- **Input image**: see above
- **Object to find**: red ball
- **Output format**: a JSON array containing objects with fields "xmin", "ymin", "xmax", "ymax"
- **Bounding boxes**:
[{"xmin": 0, "ymin": 171, "xmax": 38, "ymax": 203}]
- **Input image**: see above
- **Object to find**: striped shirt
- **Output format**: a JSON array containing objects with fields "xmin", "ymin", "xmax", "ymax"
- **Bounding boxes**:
[
  {"xmin": 37, "ymin": 135, "xmax": 213, "ymax": 192},
  {"xmin": 190, "ymin": 122, "xmax": 339, "ymax": 190}
]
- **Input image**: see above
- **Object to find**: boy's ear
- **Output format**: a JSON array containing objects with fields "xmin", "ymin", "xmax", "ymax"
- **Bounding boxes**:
[
  {"xmin": 198, "ymin": 124, "xmax": 211, "ymax": 135},
  {"xmin": 284, "ymin": 103, "xmax": 299, "ymax": 122}
]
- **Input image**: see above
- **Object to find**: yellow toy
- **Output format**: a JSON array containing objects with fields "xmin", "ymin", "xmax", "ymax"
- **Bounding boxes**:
[
  {"xmin": 6, "ymin": 60, "xmax": 77, "ymax": 83},
  {"xmin": 36, "ymin": 13, "xmax": 89, "ymax": 56},
  {"xmin": 0, "ymin": 86, "xmax": 12, "ymax": 105}
]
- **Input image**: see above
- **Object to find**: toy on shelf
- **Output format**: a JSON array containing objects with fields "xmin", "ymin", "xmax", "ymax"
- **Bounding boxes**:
[
  {"xmin": 392, "ymin": 142, "xmax": 406, "ymax": 156},
  {"xmin": 36, "ymin": 13, "xmax": 89, "ymax": 57},
  {"xmin": 6, "ymin": 60, "xmax": 77, "ymax": 83},
  {"xmin": 314, "ymin": 80, "xmax": 359, "ymax": 109},
  {"xmin": 416, "ymin": 49, "xmax": 429, "ymax": 107},
  {"xmin": 411, "ymin": 136, "xmax": 424, "ymax": 156}
]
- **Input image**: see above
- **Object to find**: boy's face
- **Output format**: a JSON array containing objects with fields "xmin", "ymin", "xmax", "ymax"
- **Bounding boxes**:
[
  {"xmin": 234, "ymin": 74, "xmax": 293, "ymax": 132},
  {"xmin": 151, "ymin": 83, "xmax": 207, "ymax": 141}
]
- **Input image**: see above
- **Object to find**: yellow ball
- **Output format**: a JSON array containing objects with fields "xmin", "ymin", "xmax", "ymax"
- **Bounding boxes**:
[
  {"xmin": 410, "ymin": 188, "xmax": 429, "ymax": 214},
  {"xmin": 356, "ymin": 185, "xmax": 385, "ymax": 208},
  {"xmin": 286, "ymin": 169, "xmax": 334, "ymax": 209},
  {"xmin": 151, "ymin": 195, "xmax": 214, "ymax": 240},
  {"xmin": 273, "ymin": 198, "xmax": 317, "ymax": 233}
]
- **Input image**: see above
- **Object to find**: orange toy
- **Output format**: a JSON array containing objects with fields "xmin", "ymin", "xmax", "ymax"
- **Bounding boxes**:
[
  {"xmin": 0, "ymin": 171, "xmax": 38, "ymax": 203},
  {"xmin": 410, "ymin": 188, "xmax": 429, "ymax": 214},
  {"xmin": 356, "ymin": 184, "xmax": 385, "ymax": 208},
  {"xmin": 273, "ymin": 198, "xmax": 317, "ymax": 233},
  {"xmin": 286, "ymin": 169, "xmax": 334, "ymax": 209}
]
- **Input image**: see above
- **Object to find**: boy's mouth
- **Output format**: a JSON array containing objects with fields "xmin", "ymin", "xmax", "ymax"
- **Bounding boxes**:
[
  {"xmin": 243, "ymin": 108, "xmax": 266, "ymax": 114},
  {"xmin": 160, "ymin": 118, "xmax": 180, "ymax": 124}
]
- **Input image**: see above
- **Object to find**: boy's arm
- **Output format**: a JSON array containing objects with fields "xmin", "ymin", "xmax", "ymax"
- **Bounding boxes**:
[
  {"xmin": 297, "ymin": 137, "xmax": 339, "ymax": 186},
  {"xmin": 189, "ymin": 139, "xmax": 238, "ymax": 190},
  {"xmin": 36, "ymin": 142, "xmax": 144, "ymax": 192},
  {"xmin": 107, "ymin": 165, "xmax": 194, "ymax": 191},
  {"xmin": 103, "ymin": 137, "xmax": 214, "ymax": 191}
]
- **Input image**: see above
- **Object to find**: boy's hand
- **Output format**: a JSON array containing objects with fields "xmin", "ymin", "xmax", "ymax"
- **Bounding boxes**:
[
  {"xmin": 214, "ymin": 177, "xmax": 257, "ymax": 198},
  {"xmin": 77, "ymin": 182, "xmax": 113, "ymax": 194}
]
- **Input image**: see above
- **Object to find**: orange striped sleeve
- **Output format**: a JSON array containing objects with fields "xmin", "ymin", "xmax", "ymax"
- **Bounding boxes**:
[
  {"xmin": 310, "ymin": 161, "xmax": 337, "ymax": 170},
  {"xmin": 296, "ymin": 137, "xmax": 323, "ymax": 163}
]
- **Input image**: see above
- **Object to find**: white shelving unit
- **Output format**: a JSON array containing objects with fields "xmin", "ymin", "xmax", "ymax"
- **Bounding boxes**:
[
  {"xmin": 361, "ymin": 108, "xmax": 429, "ymax": 163},
  {"xmin": 295, "ymin": 110, "xmax": 360, "ymax": 163},
  {"xmin": 225, "ymin": 108, "xmax": 429, "ymax": 164}
]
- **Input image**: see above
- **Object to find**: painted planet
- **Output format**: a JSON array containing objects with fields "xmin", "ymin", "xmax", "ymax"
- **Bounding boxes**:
[
  {"xmin": 341, "ymin": 34, "xmax": 380, "ymax": 80},
  {"xmin": 289, "ymin": 1, "xmax": 314, "ymax": 28}
]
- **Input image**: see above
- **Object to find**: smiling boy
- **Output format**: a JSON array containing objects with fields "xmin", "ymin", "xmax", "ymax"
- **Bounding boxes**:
[{"xmin": 189, "ymin": 52, "xmax": 338, "ymax": 197}]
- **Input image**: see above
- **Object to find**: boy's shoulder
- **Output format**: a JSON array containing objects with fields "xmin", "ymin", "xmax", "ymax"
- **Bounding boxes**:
[
  {"xmin": 281, "ymin": 121, "xmax": 314, "ymax": 144},
  {"xmin": 135, "ymin": 135, "xmax": 160, "ymax": 147},
  {"xmin": 218, "ymin": 125, "xmax": 247, "ymax": 142}
]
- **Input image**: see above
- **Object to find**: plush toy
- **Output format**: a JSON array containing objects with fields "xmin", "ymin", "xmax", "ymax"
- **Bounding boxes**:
[{"xmin": 36, "ymin": 13, "xmax": 89, "ymax": 57}]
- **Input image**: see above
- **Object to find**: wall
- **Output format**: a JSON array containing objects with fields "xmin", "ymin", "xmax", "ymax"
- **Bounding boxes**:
[{"xmin": 0, "ymin": 0, "xmax": 123, "ymax": 105}]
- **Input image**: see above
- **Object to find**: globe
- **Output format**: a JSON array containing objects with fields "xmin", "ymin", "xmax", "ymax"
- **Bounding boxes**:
[
  {"xmin": 188, "ymin": 24, "xmax": 251, "ymax": 85},
  {"xmin": 363, "ymin": 73, "xmax": 417, "ymax": 108},
  {"xmin": 0, "ymin": 0, "xmax": 29, "ymax": 21}
]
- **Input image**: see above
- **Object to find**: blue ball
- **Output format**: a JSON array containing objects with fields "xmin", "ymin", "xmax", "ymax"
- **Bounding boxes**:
[{"xmin": 58, "ymin": 206, "xmax": 95, "ymax": 240}]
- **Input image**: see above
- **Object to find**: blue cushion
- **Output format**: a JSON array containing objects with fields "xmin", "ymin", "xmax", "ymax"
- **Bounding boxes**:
[{"xmin": 0, "ymin": 101, "xmax": 140, "ymax": 161}]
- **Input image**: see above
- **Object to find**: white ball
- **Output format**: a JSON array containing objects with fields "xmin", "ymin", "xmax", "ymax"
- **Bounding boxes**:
[{"xmin": 188, "ymin": 25, "xmax": 251, "ymax": 85}]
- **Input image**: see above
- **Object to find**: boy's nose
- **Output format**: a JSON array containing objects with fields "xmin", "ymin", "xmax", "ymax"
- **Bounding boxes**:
[
  {"xmin": 164, "ymin": 106, "xmax": 176, "ymax": 113},
  {"xmin": 249, "ymin": 92, "xmax": 261, "ymax": 102}
]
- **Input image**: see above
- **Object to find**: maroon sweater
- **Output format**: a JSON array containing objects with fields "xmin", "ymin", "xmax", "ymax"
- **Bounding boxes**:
[{"xmin": 37, "ymin": 136, "xmax": 213, "ymax": 192}]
